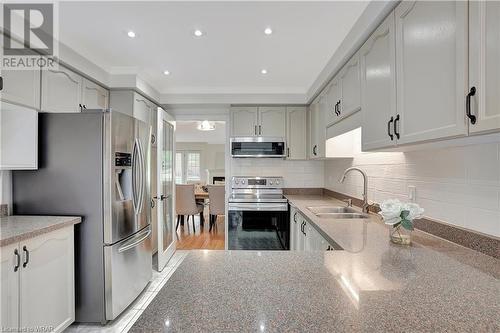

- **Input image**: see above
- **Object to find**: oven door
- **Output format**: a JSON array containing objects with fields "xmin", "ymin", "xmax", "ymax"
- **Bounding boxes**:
[
  {"xmin": 230, "ymin": 137, "xmax": 286, "ymax": 158},
  {"xmin": 228, "ymin": 202, "xmax": 289, "ymax": 250}
]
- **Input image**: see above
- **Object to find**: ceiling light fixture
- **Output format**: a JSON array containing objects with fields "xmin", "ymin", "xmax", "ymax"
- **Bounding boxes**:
[
  {"xmin": 261, "ymin": 69, "xmax": 268, "ymax": 75},
  {"xmin": 163, "ymin": 70, "xmax": 170, "ymax": 75},
  {"xmin": 127, "ymin": 30, "xmax": 136, "ymax": 38},
  {"xmin": 264, "ymin": 27, "xmax": 273, "ymax": 35},
  {"xmin": 194, "ymin": 29, "xmax": 203, "ymax": 37},
  {"xmin": 197, "ymin": 120, "xmax": 215, "ymax": 131}
]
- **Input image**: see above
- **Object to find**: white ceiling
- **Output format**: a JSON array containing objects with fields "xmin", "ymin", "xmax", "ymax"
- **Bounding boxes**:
[
  {"xmin": 176, "ymin": 121, "xmax": 226, "ymax": 144},
  {"xmin": 59, "ymin": 1, "xmax": 369, "ymax": 96}
]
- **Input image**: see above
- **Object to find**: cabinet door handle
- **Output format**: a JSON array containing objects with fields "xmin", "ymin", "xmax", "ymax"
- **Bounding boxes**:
[
  {"xmin": 22, "ymin": 246, "xmax": 29, "ymax": 268},
  {"xmin": 259, "ymin": 125, "xmax": 262, "ymax": 135},
  {"xmin": 287, "ymin": 147, "xmax": 290, "ymax": 158},
  {"xmin": 14, "ymin": 249, "xmax": 20, "ymax": 272},
  {"xmin": 151, "ymin": 134, "xmax": 156, "ymax": 145},
  {"xmin": 387, "ymin": 116, "xmax": 394, "ymax": 140},
  {"xmin": 254, "ymin": 125, "xmax": 257, "ymax": 135},
  {"xmin": 337, "ymin": 100, "xmax": 341, "ymax": 116},
  {"xmin": 394, "ymin": 114, "xmax": 400, "ymax": 139},
  {"xmin": 313, "ymin": 145, "xmax": 317, "ymax": 156},
  {"xmin": 0, "ymin": 76, "xmax": 3, "ymax": 91},
  {"xmin": 466, "ymin": 86, "xmax": 477, "ymax": 124},
  {"xmin": 293, "ymin": 212, "xmax": 298, "ymax": 222}
]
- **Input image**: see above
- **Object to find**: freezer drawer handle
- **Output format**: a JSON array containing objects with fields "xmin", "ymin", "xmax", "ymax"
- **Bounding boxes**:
[{"xmin": 118, "ymin": 229, "xmax": 151, "ymax": 253}]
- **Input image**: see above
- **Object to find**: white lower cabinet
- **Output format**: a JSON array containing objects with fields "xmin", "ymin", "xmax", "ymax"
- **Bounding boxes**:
[
  {"xmin": 0, "ymin": 226, "xmax": 75, "ymax": 333},
  {"xmin": 290, "ymin": 207, "xmax": 334, "ymax": 251}
]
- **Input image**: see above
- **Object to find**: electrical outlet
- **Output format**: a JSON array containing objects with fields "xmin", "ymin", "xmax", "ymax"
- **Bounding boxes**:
[{"xmin": 408, "ymin": 185, "xmax": 416, "ymax": 202}]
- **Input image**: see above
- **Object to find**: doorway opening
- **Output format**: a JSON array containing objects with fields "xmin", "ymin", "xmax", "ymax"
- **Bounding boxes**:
[{"xmin": 174, "ymin": 120, "xmax": 226, "ymax": 250}]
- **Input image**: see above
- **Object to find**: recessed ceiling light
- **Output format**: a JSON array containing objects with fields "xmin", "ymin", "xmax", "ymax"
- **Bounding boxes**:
[
  {"xmin": 127, "ymin": 30, "xmax": 136, "ymax": 38},
  {"xmin": 163, "ymin": 70, "xmax": 170, "ymax": 75},
  {"xmin": 198, "ymin": 120, "xmax": 215, "ymax": 131},
  {"xmin": 264, "ymin": 27, "xmax": 273, "ymax": 35},
  {"xmin": 194, "ymin": 29, "xmax": 203, "ymax": 37},
  {"xmin": 261, "ymin": 69, "xmax": 268, "ymax": 75}
]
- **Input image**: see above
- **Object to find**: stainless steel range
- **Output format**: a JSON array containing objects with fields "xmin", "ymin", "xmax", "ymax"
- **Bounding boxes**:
[{"xmin": 228, "ymin": 176, "xmax": 289, "ymax": 250}]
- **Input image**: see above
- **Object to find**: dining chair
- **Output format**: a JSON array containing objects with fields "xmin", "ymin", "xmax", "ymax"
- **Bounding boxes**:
[
  {"xmin": 176, "ymin": 184, "xmax": 204, "ymax": 233},
  {"xmin": 207, "ymin": 185, "xmax": 225, "ymax": 232}
]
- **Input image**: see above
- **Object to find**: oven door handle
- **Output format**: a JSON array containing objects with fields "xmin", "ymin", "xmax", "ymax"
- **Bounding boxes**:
[{"xmin": 228, "ymin": 203, "xmax": 288, "ymax": 211}]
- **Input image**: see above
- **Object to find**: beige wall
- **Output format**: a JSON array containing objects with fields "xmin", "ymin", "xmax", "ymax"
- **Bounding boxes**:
[{"xmin": 176, "ymin": 142, "xmax": 225, "ymax": 184}]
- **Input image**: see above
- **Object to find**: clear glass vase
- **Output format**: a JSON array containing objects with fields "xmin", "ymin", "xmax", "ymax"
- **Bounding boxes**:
[{"xmin": 390, "ymin": 224, "xmax": 412, "ymax": 245}]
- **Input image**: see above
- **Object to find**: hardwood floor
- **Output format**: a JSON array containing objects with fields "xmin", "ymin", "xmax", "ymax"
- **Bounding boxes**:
[{"xmin": 175, "ymin": 212, "xmax": 225, "ymax": 250}]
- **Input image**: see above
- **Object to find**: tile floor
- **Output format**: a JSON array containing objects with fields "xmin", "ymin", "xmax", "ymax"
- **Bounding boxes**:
[{"xmin": 64, "ymin": 250, "xmax": 189, "ymax": 333}]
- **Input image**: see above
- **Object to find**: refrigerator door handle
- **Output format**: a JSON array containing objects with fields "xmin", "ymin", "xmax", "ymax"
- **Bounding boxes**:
[
  {"xmin": 132, "ymin": 138, "xmax": 140, "ymax": 215},
  {"xmin": 117, "ymin": 227, "xmax": 151, "ymax": 253},
  {"xmin": 137, "ymin": 139, "xmax": 145, "ymax": 214}
]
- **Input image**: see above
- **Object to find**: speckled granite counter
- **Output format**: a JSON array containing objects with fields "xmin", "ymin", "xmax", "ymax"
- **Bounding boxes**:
[
  {"xmin": 0, "ymin": 215, "xmax": 81, "ymax": 246},
  {"xmin": 130, "ymin": 195, "xmax": 499, "ymax": 332}
]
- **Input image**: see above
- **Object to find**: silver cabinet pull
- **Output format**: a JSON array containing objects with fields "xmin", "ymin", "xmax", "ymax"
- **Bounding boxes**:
[
  {"xmin": 22, "ymin": 246, "xmax": 29, "ymax": 268},
  {"xmin": 14, "ymin": 249, "xmax": 20, "ymax": 272},
  {"xmin": 258, "ymin": 125, "xmax": 262, "ymax": 135}
]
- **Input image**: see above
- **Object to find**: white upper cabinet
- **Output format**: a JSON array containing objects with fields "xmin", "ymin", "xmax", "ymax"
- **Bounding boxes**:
[
  {"xmin": 361, "ymin": 12, "xmax": 397, "ymax": 151},
  {"xmin": 325, "ymin": 78, "xmax": 341, "ymax": 125},
  {"xmin": 133, "ymin": 94, "xmax": 154, "ymax": 124},
  {"xmin": 339, "ymin": 51, "xmax": 361, "ymax": 119},
  {"xmin": 41, "ymin": 65, "xmax": 82, "ymax": 113},
  {"xmin": 0, "ymin": 104, "xmax": 38, "ymax": 170},
  {"xmin": 1, "ymin": 68, "xmax": 41, "ymax": 110},
  {"xmin": 258, "ymin": 107, "xmax": 286, "ymax": 137},
  {"xmin": 81, "ymin": 78, "xmax": 109, "ymax": 110},
  {"xmin": 395, "ymin": 0, "xmax": 468, "ymax": 145},
  {"xmin": 286, "ymin": 107, "xmax": 307, "ymax": 160},
  {"xmin": 309, "ymin": 94, "xmax": 326, "ymax": 159},
  {"xmin": 231, "ymin": 107, "xmax": 259, "ymax": 136},
  {"xmin": 468, "ymin": 1, "xmax": 500, "ymax": 135}
]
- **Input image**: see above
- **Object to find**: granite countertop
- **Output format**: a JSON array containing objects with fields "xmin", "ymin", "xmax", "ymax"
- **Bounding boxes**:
[
  {"xmin": 0, "ymin": 215, "xmax": 81, "ymax": 246},
  {"xmin": 131, "ymin": 195, "xmax": 499, "ymax": 332}
]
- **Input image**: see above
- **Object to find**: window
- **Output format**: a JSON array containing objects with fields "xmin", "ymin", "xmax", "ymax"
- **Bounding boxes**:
[{"xmin": 175, "ymin": 151, "xmax": 201, "ymax": 184}]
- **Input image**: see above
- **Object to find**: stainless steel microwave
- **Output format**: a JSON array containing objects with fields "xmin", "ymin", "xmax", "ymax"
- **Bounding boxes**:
[{"xmin": 230, "ymin": 137, "xmax": 286, "ymax": 158}]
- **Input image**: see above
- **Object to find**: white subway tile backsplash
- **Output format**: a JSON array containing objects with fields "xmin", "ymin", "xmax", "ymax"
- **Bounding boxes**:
[
  {"xmin": 324, "ymin": 142, "xmax": 500, "ymax": 237},
  {"xmin": 231, "ymin": 159, "xmax": 324, "ymax": 188}
]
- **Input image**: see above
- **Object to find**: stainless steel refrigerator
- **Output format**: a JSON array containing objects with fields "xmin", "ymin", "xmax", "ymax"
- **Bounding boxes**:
[{"xmin": 12, "ymin": 109, "xmax": 152, "ymax": 323}]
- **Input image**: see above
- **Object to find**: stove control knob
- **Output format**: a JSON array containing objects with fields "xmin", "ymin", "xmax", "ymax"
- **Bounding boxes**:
[
  {"xmin": 269, "ymin": 180, "xmax": 274, "ymax": 185},
  {"xmin": 235, "ymin": 179, "xmax": 240, "ymax": 185},
  {"xmin": 276, "ymin": 180, "xmax": 280, "ymax": 185},
  {"xmin": 241, "ymin": 179, "xmax": 246, "ymax": 184}
]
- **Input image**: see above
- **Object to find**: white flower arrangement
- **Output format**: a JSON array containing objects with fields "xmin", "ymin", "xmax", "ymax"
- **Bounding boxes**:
[{"xmin": 379, "ymin": 199, "xmax": 424, "ymax": 231}]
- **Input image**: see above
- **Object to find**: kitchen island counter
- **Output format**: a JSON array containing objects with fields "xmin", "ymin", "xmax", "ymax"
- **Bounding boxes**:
[{"xmin": 131, "ymin": 193, "xmax": 499, "ymax": 333}]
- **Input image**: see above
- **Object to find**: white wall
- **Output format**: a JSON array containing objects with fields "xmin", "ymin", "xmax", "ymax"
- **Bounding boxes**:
[
  {"xmin": 176, "ymin": 142, "xmax": 225, "ymax": 184},
  {"xmin": 324, "ymin": 142, "xmax": 500, "ymax": 237},
  {"xmin": 231, "ymin": 159, "xmax": 324, "ymax": 188}
]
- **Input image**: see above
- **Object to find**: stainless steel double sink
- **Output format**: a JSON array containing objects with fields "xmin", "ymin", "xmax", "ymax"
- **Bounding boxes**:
[{"xmin": 306, "ymin": 206, "xmax": 369, "ymax": 219}]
